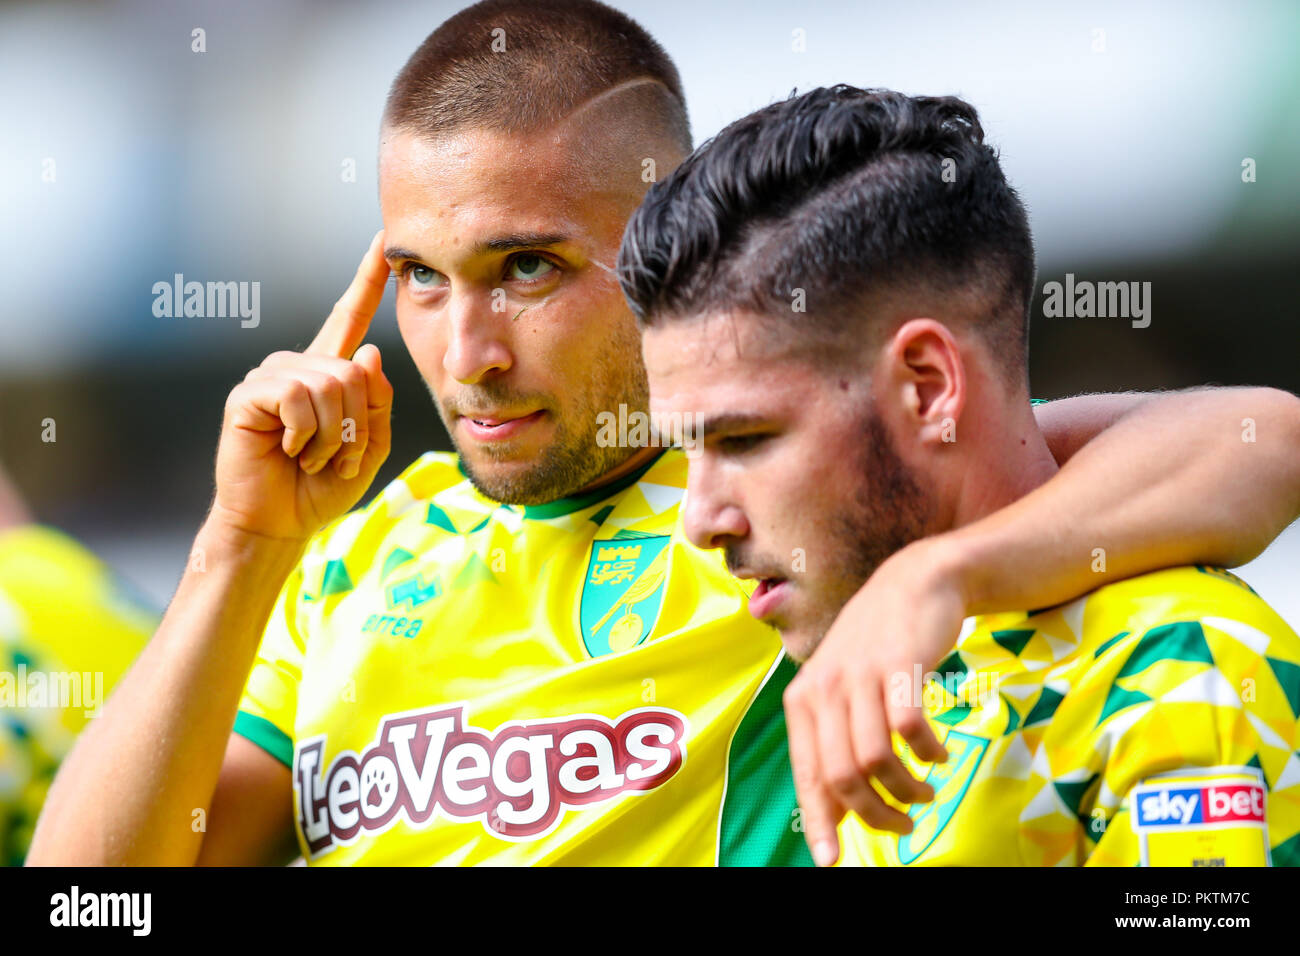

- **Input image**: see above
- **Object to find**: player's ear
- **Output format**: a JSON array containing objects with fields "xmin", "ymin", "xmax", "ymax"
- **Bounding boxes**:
[{"xmin": 882, "ymin": 318, "xmax": 966, "ymax": 446}]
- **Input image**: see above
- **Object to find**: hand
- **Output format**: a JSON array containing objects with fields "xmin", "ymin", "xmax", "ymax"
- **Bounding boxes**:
[
  {"xmin": 784, "ymin": 535, "xmax": 967, "ymax": 866},
  {"xmin": 210, "ymin": 230, "xmax": 394, "ymax": 542}
]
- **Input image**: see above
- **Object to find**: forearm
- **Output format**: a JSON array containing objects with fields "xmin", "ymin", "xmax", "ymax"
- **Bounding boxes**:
[
  {"xmin": 0, "ymin": 465, "xmax": 32, "ymax": 531},
  {"xmin": 954, "ymin": 386, "xmax": 1300, "ymax": 615},
  {"xmin": 26, "ymin": 519, "xmax": 304, "ymax": 866}
]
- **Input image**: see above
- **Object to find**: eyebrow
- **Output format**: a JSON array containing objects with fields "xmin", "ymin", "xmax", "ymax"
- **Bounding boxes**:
[
  {"xmin": 384, "ymin": 233, "xmax": 568, "ymax": 264},
  {"xmin": 478, "ymin": 232, "xmax": 568, "ymax": 254},
  {"xmin": 684, "ymin": 412, "xmax": 770, "ymax": 441}
]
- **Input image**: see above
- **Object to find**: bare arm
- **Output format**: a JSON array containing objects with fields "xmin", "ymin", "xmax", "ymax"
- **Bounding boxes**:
[
  {"xmin": 787, "ymin": 384, "xmax": 1300, "ymax": 864},
  {"xmin": 27, "ymin": 523, "xmax": 304, "ymax": 865},
  {"xmin": 0, "ymin": 463, "xmax": 33, "ymax": 531},
  {"xmin": 196, "ymin": 733, "xmax": 299, "ymax": 867},
  {"xmin": 1032, "ymin": 391, "xmax": 1156, "ymax": 465},
  {"xmin": 27, "ymin": 233, "xmax": 393, "ymax": 866},
  {"xmin": 978, "ymin": 385, "xmax": 1300, "ymax": 607}
]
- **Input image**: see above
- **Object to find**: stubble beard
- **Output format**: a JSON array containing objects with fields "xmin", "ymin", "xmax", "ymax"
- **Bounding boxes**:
[
  {"xmin": 791, "ymin": 407, "xmax": 936, "ymax": 660},
  {"xmin": 431, "ymin": 326, "xmax": 651, "ymax": 506}
]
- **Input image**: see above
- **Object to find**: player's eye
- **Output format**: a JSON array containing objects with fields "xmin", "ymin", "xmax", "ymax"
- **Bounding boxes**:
[
  {"xmin": 401, "ymin": 262, "xmax": 446, "ymax": 291},
  {"xmin": 506, "ymin": 254, "xmax": 556, "ymax": 282},
  {"xmin": 717, "ymin": 433, "xmax": 768, "ymax": 455}
]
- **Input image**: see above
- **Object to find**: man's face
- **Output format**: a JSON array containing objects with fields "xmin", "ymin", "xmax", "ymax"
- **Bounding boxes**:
[
  {"xmin": 644, "ymin": 313, "xmax": 935, "ymax": 661},
  {"xmin": 378, "ymin": 125, "xmax": 648, "ymax": 504}
]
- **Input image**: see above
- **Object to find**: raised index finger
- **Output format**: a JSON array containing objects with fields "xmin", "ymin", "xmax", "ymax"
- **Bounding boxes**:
[{"xmin": 307, "ymin": 230, "xmax": 390, "ymax": 359}]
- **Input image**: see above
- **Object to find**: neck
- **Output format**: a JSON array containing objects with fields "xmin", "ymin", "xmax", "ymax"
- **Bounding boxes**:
[
  {"xmin": 947, "ymin": 400, "xmax": 1059, "ymax": 531},
  {"xmin": 571, "ymin": 446, "xmax": 661, "ymax": 497}
]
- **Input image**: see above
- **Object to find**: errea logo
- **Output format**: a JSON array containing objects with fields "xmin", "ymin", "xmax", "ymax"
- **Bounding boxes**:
[
  {"xmin": 386, "ymin": 572, "xmax": 441, "ymax": 611},
  {"xmin": 360, "ymin": 612, "xmax": 424, "ymax": 639},
  {"xmin": 360, "ymin": 572, "xmax": 441, "ymax": 639},
  {"xmin": 294, "ymin": 703, "xmax": 688, "ymax": 856}
]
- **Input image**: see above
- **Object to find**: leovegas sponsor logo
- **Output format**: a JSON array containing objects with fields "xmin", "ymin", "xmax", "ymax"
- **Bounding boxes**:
[{"xmin": 295, "ymin": 703, "xmax": 688, "ymax": 855}]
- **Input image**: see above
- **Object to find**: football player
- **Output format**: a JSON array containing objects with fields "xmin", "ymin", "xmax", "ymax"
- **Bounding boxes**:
[
  {"xmin": 30, "ymin": 3, "xmax": 1300, "ymax": 865},
  {"xmin": 625, "ymin": 84, "xmax": 1300, "ymax": 865}
]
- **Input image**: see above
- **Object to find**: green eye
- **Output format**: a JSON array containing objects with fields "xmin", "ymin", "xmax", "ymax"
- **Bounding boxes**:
[
  {"xmin": 403, "ymin": 263, "xmax": 445, "ymax": 291},
  {"xmin": 507, "ymin": 254, "xmax": 555, "ymax": 281}
]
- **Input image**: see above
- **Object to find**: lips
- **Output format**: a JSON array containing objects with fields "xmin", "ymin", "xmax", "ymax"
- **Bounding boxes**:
[
  {"xmin": 459, "ymin": 409, "xmax": 545, "ymax": 442},
  {"xmin": 747, "ymin": 576, "xmax": 790, "ymax": 621}
]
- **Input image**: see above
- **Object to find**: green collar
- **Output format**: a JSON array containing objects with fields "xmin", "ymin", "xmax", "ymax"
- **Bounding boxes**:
[{"xmin": 455, "ymin": 451, "xmax": 667, "ymax": 519}]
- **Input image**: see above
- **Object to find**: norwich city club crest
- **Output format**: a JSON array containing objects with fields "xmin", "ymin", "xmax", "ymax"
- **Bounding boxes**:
[
  {"xmin": 897, "ymin": 730, "xmax": 988, "ymax": 864},
  {"xmin": 579, "ymin": 535, "xmax": 672, "ymax": 657}
]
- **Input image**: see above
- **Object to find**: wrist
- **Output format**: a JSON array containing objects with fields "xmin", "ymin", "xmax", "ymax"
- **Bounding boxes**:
[
  {"xmin": 899, "ymin": 531, "xmax": 978, "ymax": 616},
  {"xmin": 195, "ymin": 510, "xmax": 310, "ymax": 575}
]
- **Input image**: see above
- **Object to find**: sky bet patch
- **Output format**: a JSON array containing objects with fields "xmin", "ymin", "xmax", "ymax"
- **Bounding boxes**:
[{"xmin": 1131, "ymin": 767, "xmax": 1270, "ymax": 866}]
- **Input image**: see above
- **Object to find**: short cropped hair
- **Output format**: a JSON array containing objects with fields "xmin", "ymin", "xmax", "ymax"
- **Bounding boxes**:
[
  {"xmin": 383, "ymin": 0, "xmax": 691, "ymax": 154},
  {"xmin": 618, "ymin": 85, "xmax": 1036, "ymax": 377}
]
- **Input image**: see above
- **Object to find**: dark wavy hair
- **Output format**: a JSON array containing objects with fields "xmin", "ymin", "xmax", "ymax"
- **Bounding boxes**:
[{"xmin": 618, "ymin": 85, "xmax": 1036, "ymax": 377}]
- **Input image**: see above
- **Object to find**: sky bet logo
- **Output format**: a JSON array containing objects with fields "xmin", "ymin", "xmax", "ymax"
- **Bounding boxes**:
[{"xmin": 1136, "ymin": 782, "xmax": 1265, "ymax": 827}]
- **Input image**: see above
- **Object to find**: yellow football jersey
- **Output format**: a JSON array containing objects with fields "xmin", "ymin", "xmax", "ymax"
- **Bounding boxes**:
[
  {"xmin": 839, "ymin": 566, "xmax": 1300, "ymax": 866},
  {"xmin": 0, "ymin": 525, "xmax": 156, "ymax": 864},
  {"xmin": 235, "ymin": 449, "xmax": 810, "ymax": 865}
]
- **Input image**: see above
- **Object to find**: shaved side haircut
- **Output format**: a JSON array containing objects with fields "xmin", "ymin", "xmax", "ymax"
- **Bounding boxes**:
[{"xmin": 383, "ymin": 0, "xmax": 692, "ymax": 155}]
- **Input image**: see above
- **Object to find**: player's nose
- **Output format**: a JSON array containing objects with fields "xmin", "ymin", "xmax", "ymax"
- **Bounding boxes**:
[
  {"xmin": 682, "ymin": 465, "xmax": 748, "ymax": 551},
  {"xmin": 442, "ymin": 289, "xmax": 513, "ymax": 384}
]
